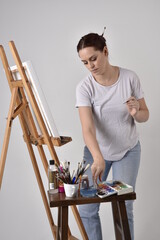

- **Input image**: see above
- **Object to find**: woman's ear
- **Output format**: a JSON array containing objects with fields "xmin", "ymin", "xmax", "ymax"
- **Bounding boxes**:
[{"xmin": 103, "ymin": 46, "xmax": 108, "ymax": 56}]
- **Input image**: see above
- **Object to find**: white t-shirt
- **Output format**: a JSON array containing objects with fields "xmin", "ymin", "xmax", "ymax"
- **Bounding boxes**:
[{"xmin": 76, "ymin": 67, "xmax": 144, "ymax": 161}]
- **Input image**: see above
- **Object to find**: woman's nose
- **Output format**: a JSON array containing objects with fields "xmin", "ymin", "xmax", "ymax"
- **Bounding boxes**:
[{"xmin": 89, "ymin": 62, "xmax": 94, "ymax": 69}]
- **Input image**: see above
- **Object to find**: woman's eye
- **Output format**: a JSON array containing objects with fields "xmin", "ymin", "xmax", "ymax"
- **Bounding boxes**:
[{"xmin": 91, "ymin": 57, "xmax": 97, "ymax": 61}]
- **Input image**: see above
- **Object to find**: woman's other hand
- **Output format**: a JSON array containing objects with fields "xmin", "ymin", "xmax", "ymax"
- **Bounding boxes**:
[
  {"xmin": 91, "ymin": 157, "xmax": 105, "ymax": 183},
  {"xmin": 125, "ymin": 96, "xmax": 149, "ymax": 122},
  {"xmin": 126, "ymin": 96, "xmax": 140, "ymax": 116}
]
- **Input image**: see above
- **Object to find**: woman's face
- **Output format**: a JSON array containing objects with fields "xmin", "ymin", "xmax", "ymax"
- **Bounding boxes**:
[{"xmin": 78, "ymin": 46, "xmax": 108, "ymax": 76}]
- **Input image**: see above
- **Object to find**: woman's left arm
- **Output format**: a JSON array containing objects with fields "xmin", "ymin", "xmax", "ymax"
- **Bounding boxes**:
[{"xmin": 126, "ymin": 97, "xmax": 149, "ymax": 123}]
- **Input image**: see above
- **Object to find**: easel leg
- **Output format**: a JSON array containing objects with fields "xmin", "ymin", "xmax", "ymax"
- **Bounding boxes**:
[
  {"xmin": 0, "ymin": 87, "xmax": 18, "ymax": 189},
  {"xmin": 25, "ymin": 140, "xmax": 57, "ymax": 239},
  {"xmin": 37, "ymin": 145, "xmax": 48, "ymax": 176}
]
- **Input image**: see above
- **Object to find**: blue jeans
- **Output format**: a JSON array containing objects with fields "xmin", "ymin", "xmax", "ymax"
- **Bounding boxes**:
[{"xmin": 78, "ymin": 141, "xmax": 141, "ymax": 240}]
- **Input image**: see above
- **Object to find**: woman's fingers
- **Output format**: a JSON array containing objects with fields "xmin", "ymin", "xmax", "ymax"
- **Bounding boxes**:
[
  {"xmin": 126, "ymin": 96, "xmax": 139, "ymax": 116},
  {"xmin": 91, "ymin": 163, "xmax": 104, "ymax": 183}
]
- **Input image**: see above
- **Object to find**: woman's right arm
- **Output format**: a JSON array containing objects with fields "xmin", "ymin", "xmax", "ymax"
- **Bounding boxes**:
[{"xmin": 78, "ymin": 106, "xmax": 105, "ymax": 182}]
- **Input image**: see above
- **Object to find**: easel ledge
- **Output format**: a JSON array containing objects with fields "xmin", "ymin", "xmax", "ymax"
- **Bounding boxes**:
[{"xmin": 23, "ymin": 135, "xmax": 72, "ymax": 146}]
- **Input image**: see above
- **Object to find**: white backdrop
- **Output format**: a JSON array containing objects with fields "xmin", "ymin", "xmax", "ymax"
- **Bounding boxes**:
[{"xmin": 0, "ymin": 1, "xmax": 159, "ymax": 239}]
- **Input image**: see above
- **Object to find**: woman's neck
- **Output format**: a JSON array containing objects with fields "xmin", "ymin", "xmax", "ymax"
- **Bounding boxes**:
[{"xmin": 93, "ymin": 65, "xmax": 119, "ymax": 86}]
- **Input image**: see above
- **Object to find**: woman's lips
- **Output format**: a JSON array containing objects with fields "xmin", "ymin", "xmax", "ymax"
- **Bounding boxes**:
[{"xmin": 91, "ymin": 68, "xmax": 98, "ymax": 73}]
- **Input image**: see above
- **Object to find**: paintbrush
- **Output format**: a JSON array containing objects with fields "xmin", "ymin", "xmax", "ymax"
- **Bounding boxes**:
[{"xmin": 75, "ymin": 164, "xmax": 90, "ymax": 183}]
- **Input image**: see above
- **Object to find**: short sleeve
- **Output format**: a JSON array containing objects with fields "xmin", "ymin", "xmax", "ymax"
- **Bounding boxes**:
[
  {"xmin": 75, "ymin": 81, "xmax": 92, "ymax": 108},
  {"xmin": 132, "ymin": 72, "xmax": 144, "ymax": 100}
]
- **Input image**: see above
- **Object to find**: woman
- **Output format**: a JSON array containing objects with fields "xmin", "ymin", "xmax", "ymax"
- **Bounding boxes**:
[{"xmin": 75, "ymin": 31, "xmax": 149, "ymax": 240}]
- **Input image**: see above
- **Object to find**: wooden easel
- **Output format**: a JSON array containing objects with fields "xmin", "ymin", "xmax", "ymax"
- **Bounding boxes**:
[{"xmin": 0, "ymin": 41, "xmax": 88, "ymax": 240}]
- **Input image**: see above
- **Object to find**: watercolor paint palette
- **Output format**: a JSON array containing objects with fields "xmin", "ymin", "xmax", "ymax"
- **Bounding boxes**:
[
  {"xmin": 106, "ymin": 180, "xmax": 133, "ymax": 195},
  {"xmin": 96, "ymin": 182, "xmax": 117, "ymax": 198}
]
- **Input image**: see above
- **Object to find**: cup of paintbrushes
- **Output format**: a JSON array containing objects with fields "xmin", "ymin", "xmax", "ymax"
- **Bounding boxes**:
[
  {"xmin": 56, "ymin": 161, "xmax": 90, "ymax": 197},
  {"xmin": 64, "ymin": 183, "xmax": 79, "ymax": 198}
]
